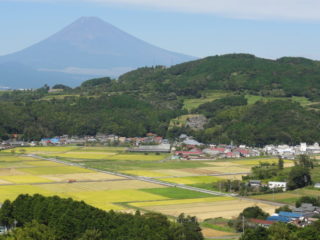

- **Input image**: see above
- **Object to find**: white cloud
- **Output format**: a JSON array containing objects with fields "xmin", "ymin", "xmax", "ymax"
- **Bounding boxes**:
[{"xmin": 3, "ymin": 0, "xmax": 320, "ymax": 21}]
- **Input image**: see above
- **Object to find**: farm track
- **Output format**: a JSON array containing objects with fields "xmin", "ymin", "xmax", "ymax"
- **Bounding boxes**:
[{"xmin": 27, "ymin": 154, "xmax": 285, "ymax": 207}]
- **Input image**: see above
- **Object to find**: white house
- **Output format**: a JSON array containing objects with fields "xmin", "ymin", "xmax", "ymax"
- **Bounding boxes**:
[
  {"xmin": 300, "ymin": 143, "xmax": 307, "ymax": 152},
  {"xmin": 314, "ymin": 183, "xmax": 320, "ymax": 189},
  {"xmin": 268, "ymin": 181, "xmax": 287, "ymax": 191}
]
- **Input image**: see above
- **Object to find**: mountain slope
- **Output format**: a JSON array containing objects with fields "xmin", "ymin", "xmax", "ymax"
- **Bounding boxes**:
[
  {"xmin": 118, "ymin": 54, "xmax": 320, "ymax": 99},
  {"xmin": 1, "ymin": 54, "xmax": 320, "ymax": 145},
  {"xmin": 0, "ymin": 17, "xmax": 195, "ymax": 88}
]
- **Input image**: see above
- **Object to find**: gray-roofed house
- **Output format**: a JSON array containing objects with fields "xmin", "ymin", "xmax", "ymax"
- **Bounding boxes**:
[
  {"xmin": 183, "ymin": 139, "xmax": 202, "ymax": 146},
  {"xmin": 128, "ymin": 143, "xmax": 171, "ymax": 153},
  {"xmin": 249, "ymin": 180, "xmax": 262, "ymax": 187},
  {"xmin": 293, "ymin": 203, "xmax": 320, "ymax": 217}
]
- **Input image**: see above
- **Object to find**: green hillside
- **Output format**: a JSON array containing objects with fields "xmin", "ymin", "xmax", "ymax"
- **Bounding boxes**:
[{"xmin": 1, "ymin": 54, "xmax": 320, "ymax": 145}]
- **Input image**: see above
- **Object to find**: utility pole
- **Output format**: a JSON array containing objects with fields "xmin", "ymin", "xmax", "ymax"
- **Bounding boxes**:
[
  {"xmin": 273, "ymin": 188, "xmax": 275, "ymax": 201},
  {"xmin": 242, "ymin": 215, "xmax": 245, "ymax": 233}
]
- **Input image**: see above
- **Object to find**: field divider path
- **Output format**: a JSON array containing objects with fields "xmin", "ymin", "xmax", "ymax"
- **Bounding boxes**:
[{"xmin": 26, "ymin": 154, "xmax": 286, "ymax": 206}]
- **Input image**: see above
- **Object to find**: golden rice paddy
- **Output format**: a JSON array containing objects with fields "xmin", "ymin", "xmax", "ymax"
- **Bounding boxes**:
[
  {"xmin": 0, "ymin": 146, "xmax": 282, "ymax": 227},
  {"xmin": 0, "ymin": 175, "xmax": 53, "ymax": 184},
  {"xmin": 42, "ymin": 172, "xmax": 124, "ymax": 182},
  {"xmin": 139, "ymin": 199, "xmax": 278, "ymax": 221},
  {"xmin": 19, "ymin": 166, "xmax": 93, "ymax": 175},
  {"xmin": 0, "ymin": 185, "xmax": 53, "ymax": 201},
  {"xmin": 38, "ymin": 180, "xmax": 164, "ymax": 192}
]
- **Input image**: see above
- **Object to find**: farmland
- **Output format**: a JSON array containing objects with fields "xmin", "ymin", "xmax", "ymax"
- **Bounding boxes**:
[
  {"xmin": 250, "ymin": 184, "xmax": 320, "ymax": 205},
  {"xmin": 0, "ymin": 146, "xmax": 290, "ymax": 238},
  {"xmin": 182, "ymin": 90, "xmax": 232, "ymax": 111}
]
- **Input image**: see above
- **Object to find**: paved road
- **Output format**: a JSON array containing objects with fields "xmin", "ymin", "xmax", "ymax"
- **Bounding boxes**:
[{"xmin": 27, "ymin": 154, "xmax": 286, "ymax": 206}]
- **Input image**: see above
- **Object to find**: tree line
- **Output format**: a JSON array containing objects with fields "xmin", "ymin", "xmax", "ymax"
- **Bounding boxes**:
[{"xmin": 0, "ymin": 194, "xmax": 203, "ymax": 240}]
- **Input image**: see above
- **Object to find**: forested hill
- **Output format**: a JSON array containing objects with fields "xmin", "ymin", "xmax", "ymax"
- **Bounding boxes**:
[
  {"xmin": 0, "ymin": 194, "xmax": 203, "ymax": 240},
  {"xmin": 2, "ymin": 54, "xmax": 320, "ymax": 145},
  {"xmin": 117, "ymin": 54, "xmax": 320, "ymax": 99}
]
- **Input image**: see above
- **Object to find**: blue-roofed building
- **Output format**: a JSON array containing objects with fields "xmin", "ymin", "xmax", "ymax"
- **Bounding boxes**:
[
  {"xmin": 40, "ymin": 137, "xmax": 60, "ymax": 145},
  {"xmin": 50, "ymin": 138, "xmax": 60, "ymax": 144},
  {"xmin": 267, "ymin": 216, "xmax": 290, "ymax": 223},
  {"xmin": 279, "ymin": 211, "xmax": 303, "ymax": 219}
]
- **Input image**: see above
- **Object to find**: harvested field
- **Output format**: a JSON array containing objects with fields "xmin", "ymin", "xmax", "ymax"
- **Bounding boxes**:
[
  {"xmin": 121, "ymin": 170, "xmax": 170, "ymax": 178},
  {"xmin": 140, "ymin": 199, "xmax": 278, "ymax": 220},
  {"xmin": 294, "ymin": 188, "xmax": 320, "ymax": 196},
  {"xmin": 208, "ymin": 162, "xmax": 240, "ymax": 167},
  {"xmin": 4, "ymin": 146, "xmax": 78, "ymax": 154},
  {"xmin": 231, "ymin": 158, "xmax": 292, "ymax": 165},
  {"xmin": 50, "ymin": 152, "xmax": 117, "ymax": 160},
  {"xmin": 131, "ymin": 197, "xmax": 233, "ymax": 207},
  {"xmin": 217, "ymin": 174, "xmax": 245, "ymax": 180},
  {"xmin": 251, "ymin": 188, "xmax": 320, "ymax": 204},
  {"xmin": 202, "ymin": 228, "xmax": 237, "ymax": 238},
  {"xmin": 74, "ymin": 147, "xmax": 126, "ymax": 152},
  {"xmin": 0, "ymin": 162, "xmax": 31, "ymax": 168},
  {"xmin": 0, "ymin": 179, "xmax": 11, "ymax": 184},
  {"xmin": 161, "ymin": 176, "xmax": 221, "ymax": 185},
  {"xmin": 198, "ymin": 166, "xmax": 250, "ymax": 174},
  {"xmin": 105, "ymin": 154, "xmax": 169, "ymax": 161},
  {"xmin": 43, "ymin": 172, "xmax": 124, "ymax": 182},
  {"xmin": 153, "ymin": 169, "xmax": 197, "ymax": 177},
  {"xmin": 142, "ymin": 187, "xmax": 212, "ymax": 199},
  {"xmin": 25, "ymin": 161, "xmax": 66, "ymax": 167},
  {"xmin": 0, "ymin": 168, "xmax": 26, "ymax": 176},
  {"xmin": 179, "ymin": 168, "xmax": 220, "ymax": 175},
  {"xmin": 0, "ymin": 175, "xmax": 53, "ymax": 184},
  {"xmin": 250, "ymin": 192, "xmax": 300, "ymax": 204},
  {"xmin": 0, "ymin": 155, "xmax": 40, "ymax": 161},
  {"xmin": 38, "ymin": 180, "xmax": 164, "ymax": 192},
  {"xmin": 20, "ymin": 166, "xmax": 93, "ymax": 175}
]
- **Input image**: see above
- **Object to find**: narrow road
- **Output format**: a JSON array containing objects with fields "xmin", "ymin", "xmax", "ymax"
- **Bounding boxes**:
[{"xmin": 27, "ymin": 154, "xmax": 285, "ymax": 206}]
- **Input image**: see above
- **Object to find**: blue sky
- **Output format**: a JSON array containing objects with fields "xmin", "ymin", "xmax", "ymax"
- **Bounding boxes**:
[{"xmin": 1, "ymin": 0, "xmax": 320, "ymax": 59}]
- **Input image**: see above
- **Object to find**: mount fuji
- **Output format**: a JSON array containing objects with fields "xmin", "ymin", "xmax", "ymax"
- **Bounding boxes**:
[{"xmin": 0, "ymin": 17, "xmax": 195, "ymax": 88}]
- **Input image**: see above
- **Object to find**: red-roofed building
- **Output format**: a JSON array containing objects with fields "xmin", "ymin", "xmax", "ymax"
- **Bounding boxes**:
[
  {"xmin": 234, "ymin": 148, "xmax": 251, "ymax": 157},
  {"xmin": 210, "ymin": 147, "xmax": 227, "ymax": 153},
  {"xmin": 175, "ymin": 149, "xmax": 203, "ymax": 158},
  {"xmin": 249, "ymin": 219, "xmax": 274, "ymax": 228},
  {"xmin": 225, "ymin": 152, "xmax": 240, "ymax": 158}
]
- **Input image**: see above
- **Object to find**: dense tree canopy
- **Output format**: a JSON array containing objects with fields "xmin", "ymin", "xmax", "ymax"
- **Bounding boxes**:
[
  {"xmin": 118, "ymin": 54, "xmax": 320, "ymax": 99},
  {"xmin": 0, "ymin": 94, "xmax": 182, "ymax": 140},
  {"xmin": 0, "ymin": 194, "xmax": 203, "ymax": 240}
]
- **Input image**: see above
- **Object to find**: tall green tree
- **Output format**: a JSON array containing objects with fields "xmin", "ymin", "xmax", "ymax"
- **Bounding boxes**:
[{"xmin": 287, "ymin": 166, "xmax": 312, "ymax": 190}]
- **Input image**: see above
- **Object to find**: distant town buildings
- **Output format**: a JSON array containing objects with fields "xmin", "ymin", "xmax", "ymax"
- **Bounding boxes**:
[{"xmin": 2, "ymin": 133, "xmax": 320, "ymax": 163}]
